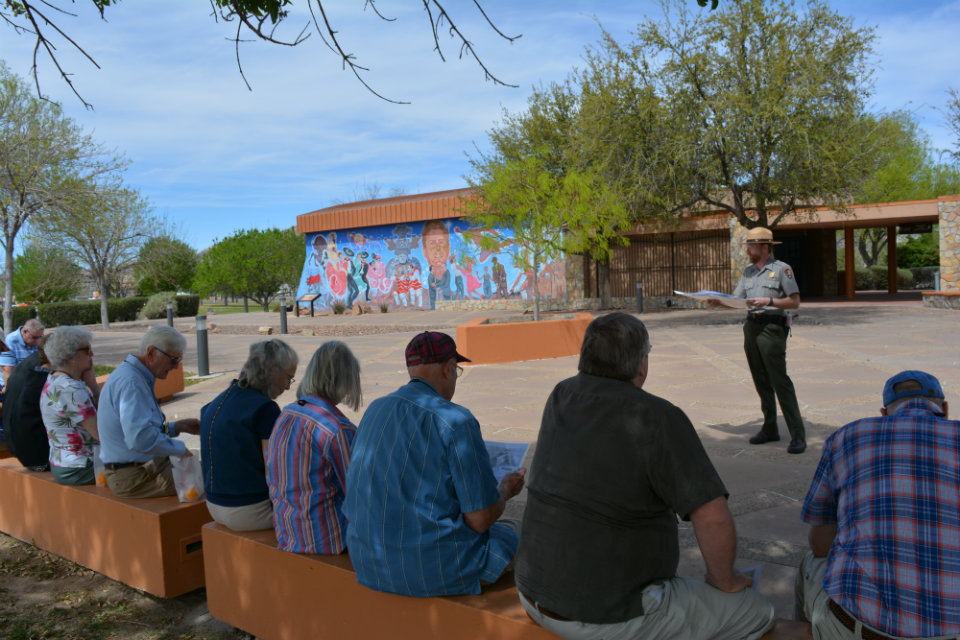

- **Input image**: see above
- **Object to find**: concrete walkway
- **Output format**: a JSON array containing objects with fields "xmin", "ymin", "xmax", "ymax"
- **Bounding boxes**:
[{"xmin": 85, "ymin": 300, "xmax": 960, "ymax": 618}]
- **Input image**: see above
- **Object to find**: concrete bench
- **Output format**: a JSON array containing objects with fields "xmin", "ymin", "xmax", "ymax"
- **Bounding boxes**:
[
  {"xmin": 0, "ymin": 457, "xmax": 211, "ymax": 597},
  {"xmin": 202, "ymin": 522, "xmax": 811, "ymax": 640}
]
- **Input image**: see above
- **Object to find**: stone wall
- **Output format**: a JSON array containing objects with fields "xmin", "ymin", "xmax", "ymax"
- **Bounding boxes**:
[
  {"xmin": 940, "ymin": 198, "xmax": 960, "ymax": 292},
  {"xmin": 729, "ymin": 219, "xmax": 750, "ymax": 289}
]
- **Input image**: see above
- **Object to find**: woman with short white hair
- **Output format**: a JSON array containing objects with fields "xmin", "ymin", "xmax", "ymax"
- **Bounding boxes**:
[
  {"xmin": 201, "ymin": 339, "xmax": 299, "ymax": 531},
  {"xmin": 40, "ymin": 326, "xmax": 100, "ymax": 485}
]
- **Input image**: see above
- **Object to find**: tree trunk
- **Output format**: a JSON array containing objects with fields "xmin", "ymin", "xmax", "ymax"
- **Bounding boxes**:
[
  {"xmin": 3, "ymin": 240, "xmax": 14, "ymax": 335},
  {"xmin": 243, "ymin": 298, "xmax": 249, "ymax": 313},
  {"xmin": 99, "ymin": 276, "xmax": 111, "ymax": 330},
  {"xmin": 532, "ymin": 252, "xmax": 541, "ymax": 322},
  {"xmin": 597, "ymin": 259, "xmax": 613, "ymax": 309}
]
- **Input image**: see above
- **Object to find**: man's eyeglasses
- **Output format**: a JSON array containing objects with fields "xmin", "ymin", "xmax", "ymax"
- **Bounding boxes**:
[
  {"xmin": 155, "ymin": 348, "xmax": 182, "ymax": 366},
  {"xmin": 455, "ymin": 364, "xmax": 464, "ymax": 378}
]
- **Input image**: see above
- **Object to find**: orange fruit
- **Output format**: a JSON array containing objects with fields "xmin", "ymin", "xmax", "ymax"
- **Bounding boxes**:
[
  {"xmin": 184, "ymin": 487, "xmax": 200, "ymax": 501},
  {"xmin": 96, "ymin": 474, "xmax": 107, "ymax": 487}
]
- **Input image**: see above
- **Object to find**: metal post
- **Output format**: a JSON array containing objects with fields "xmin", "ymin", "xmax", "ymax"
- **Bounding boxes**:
[
  {"xmin": 196, "ymin": 315, "xmax": 209, "ymax": 377},
  {"xmin": 166, "ymin": 301, "xmax": 174, "ymax": 327},
  {"xmin": 279, "ymin": 294, "xmax": 288, "ymax": 335},
  {"xmin": 636, "ymin": 281, "xmax": 644, "ymax": 314}
]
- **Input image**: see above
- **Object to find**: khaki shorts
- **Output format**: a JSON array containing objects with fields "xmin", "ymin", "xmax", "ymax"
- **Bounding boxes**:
[{"xmin": 105, "ymin": 456, "xmax": 176, "ymax": 499}]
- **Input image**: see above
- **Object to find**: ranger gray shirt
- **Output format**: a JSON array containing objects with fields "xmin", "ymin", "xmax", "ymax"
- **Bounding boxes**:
[{"xmin": 734, "ymin": 259, "xmax": 799, "ymax": 317}]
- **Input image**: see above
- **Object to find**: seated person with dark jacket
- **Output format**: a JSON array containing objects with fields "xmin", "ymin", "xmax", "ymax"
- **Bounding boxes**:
[{"xmin": 4, "ymin": 337, "xmax": 53, "ymax": 471}]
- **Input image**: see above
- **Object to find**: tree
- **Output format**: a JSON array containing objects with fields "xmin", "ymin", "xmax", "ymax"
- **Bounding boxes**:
[
  {"xmin": 593, "ymin": 0, "xmax": 878, "ymax": 230},
  {"xmin": 12, "ymin": 242, "xmax": 83, "ymax": 303},
  {"xmin": 41, "ymin": 178, "xmax": 154, "ymax": 329},
  {"xmin": 948, "ymin": 87, "xmax": 960, "ymax": 162},
  {"xmin": 470, "ymin": 81, "xmax": 633, "ymax": 307},
  {"xmin": 898, "ymin": 229, "xmax": 939, "ymax": 268},
  {"xmin": 850, "ymin": 111, "xmax": 960, "ymax": 266},
  {"xmin": 194, "ymin": 227, "xmax": 303, "ymax": 311},
  {"xmin": 2, "ymin": 0, "xmax": 521, "ymax": 107},
  {"xmin": 134, "ymin": 235, "xmax": 198, "ymax": 296},
  {"xmin": 0, "ymin": 62, "xmax": 123, "ymax": 334}
]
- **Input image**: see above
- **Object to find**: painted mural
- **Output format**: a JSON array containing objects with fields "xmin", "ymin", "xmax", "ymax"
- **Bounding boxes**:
[{"xmin": 296, "ymin": 218, "xmax": 567, "ymax": 311}]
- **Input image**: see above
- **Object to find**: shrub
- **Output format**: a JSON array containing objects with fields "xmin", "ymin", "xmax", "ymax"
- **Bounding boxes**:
[
  {"xmin": 139, "ymin": 292, "xmax": 178, "ymax": 320},
  {"xmin": 37, "ymin": 301, "xmax": 103, "ymax": 327},
  {"xmin": 332, "ymin": 302, "xmax": 346, "ymax": 315},
  {"xmin": 379, "ymin": 304, "xmax": 389, "ymax": 313},
  {"xmin": 175, "ymin": 294, "xmax": 200, "ymax": 317},
  {"xmin": 11, "ymin": 305, "xmax": 38, "ymax": 328},
  {"xmin": 854, "ymin": 267, "xmax": 874, "ymax": 290},
  {"xmin": 869, "ymin": 266, "xmax": 913, "ymax": 290},
  {"xmin": 110, "ymin": 296, "xmax": 148, "ymax": 322}
]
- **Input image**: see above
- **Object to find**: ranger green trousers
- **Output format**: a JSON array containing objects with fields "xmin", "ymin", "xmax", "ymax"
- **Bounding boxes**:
[{"xmin": 743, "ymin": 320, "xmax": 804, "ymax": 441}]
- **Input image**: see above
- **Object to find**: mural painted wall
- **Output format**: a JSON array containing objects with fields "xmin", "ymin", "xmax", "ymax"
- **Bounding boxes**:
[{"xmin": 296, "ymin": 218, "xmax": 566, "ymax": 310}]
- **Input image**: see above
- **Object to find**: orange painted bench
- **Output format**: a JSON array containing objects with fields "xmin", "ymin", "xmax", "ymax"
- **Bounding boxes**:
[
  {"xmin": 95, "ymin": 361, "xmax": 184, "ymax": 404},
  {"xmin": 202, "ymin": 522, "xmax": 811, "ymax": 640},
  {"xmin": 0, "ymin": 457, "xmax": 211, "ymax": 597},
  {"xmin": 457, "ymin": 312, "xmax": 593, "ymax": 365}
]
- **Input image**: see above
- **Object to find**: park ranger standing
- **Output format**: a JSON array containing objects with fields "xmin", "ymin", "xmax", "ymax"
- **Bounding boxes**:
[{"xmin": 715, "ymin": 227, "xmax": 806, "ymax": 454}]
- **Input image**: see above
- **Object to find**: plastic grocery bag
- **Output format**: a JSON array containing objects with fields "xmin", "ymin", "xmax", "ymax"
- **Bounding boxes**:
[
  {"xmin": 92, "ymin": 444, "xmax": 107, "ymax": 488},
  {"xmin": 170, "ymin": 452, "xmax": 205, "ymax": 502}
]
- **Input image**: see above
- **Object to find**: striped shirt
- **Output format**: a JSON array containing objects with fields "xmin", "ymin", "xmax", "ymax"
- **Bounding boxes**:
[
  {"xmin": 345, "ymin": 378, "xmax": 516, "ymax": 597},
  {"xmin": 266, "ymin": 395, "xmax": 356, "ymax": 554},
  {"xmin": 801, "ymin": 398, "xmax": 960, "ymax": 637}
]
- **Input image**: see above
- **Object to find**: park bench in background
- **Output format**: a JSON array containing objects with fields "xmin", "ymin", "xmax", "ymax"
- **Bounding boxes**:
[
  {"xmin": 202, "ymin": 522, "xmax": 811, "ymax": 640},
  {"xmin": 0, "ymin": 457, "xmax": 211, "ymax": 597}
]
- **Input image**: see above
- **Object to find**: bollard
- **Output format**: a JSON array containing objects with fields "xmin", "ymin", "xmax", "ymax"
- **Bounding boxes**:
[
  {"xmin": 166, "ymin": 301, "xmax": 174, "ymax": 327},
  {"xmin": 196, "ymin": 315, "xmax": 209, "ymax": 377},
  {"xmin": 635, "ymin": 281, "xmax": 644, "ymax": 314}
]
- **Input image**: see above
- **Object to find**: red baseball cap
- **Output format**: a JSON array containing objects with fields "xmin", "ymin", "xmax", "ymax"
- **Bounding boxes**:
[{"xmin": 405, "ymin": 331, "xmax": 471, "ymax": 366}]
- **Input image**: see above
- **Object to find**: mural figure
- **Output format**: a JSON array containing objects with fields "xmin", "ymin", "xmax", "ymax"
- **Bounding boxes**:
[
  {"xmin": 368, "ymin": 254, "xmax": 391, "ymax": 295},
  {"xmin": 461, "ymin": 258, "xmax": 482, "ymax": 300},
  {"xmin": 482, "ymin": 266, "xmax": 492, "ymax": 300},
  {"xmin": 422, "ymin": 221, "xmax": 452, "ymax": 307},
  {"xmin": 451, "ymin": 256, "xmax": 465, "ymax": 301},
  {"xmin": 491, "ymin": 256, "xmax": 508, "ymax": 299},
  {"xmin": 408, "ymin": 262, "xmax": 424, "ymax": 307},
  {"xmin": 309, "ymin": 234, "xmax": 328, "ymax": 268}
]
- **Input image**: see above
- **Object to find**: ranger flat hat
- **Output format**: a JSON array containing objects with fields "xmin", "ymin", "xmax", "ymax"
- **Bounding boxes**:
[{"xmin": 745, "ymin": 227, "xmax": 782, "ymax": 245}]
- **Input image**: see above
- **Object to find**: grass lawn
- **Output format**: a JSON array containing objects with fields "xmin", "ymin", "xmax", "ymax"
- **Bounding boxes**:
[{"xmin": 199, "ymin": 300, "xmax": 271, "ymax": 315}]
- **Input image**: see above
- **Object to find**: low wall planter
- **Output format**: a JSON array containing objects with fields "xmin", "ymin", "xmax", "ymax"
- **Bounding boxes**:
[{"xmin": 456, "ymin": 312, "xmax": 593, "ymax": 365}]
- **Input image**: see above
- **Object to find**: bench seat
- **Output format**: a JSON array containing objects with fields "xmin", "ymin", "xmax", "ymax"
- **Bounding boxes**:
[
  {"xmin": 0, "ymin": 457, "xmax": 211, "ymax": 597},
  {"xmin": 202, "ymin": 522, "xmax": 812, "ymax": 640}
]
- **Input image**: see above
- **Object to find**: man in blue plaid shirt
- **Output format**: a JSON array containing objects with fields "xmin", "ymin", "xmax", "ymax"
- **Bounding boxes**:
[{"xmin": 797, "ymin": 370, "xmax": 960, "ymax": 639}]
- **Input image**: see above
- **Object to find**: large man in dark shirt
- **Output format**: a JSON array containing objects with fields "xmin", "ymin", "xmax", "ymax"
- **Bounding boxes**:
[{"xmin": 516, "ymin": 312, "xmax": 774, "ymax": 640}]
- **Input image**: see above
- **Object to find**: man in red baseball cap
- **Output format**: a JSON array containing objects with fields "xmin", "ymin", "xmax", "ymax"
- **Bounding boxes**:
[{"xmin": 345, "ymin": 331, "xmax": 526, "ymax": 597}]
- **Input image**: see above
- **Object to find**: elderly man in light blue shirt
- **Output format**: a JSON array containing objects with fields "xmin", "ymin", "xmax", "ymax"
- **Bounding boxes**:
[
  {"xmin": 0, "ymin": 318, "xmax": 45, "ymax": 388},
  {"xmin": 98, "ymin": 326, "xmax": 200, "ymax": 498}
]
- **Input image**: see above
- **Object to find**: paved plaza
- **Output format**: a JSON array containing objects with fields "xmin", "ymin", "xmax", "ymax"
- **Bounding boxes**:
[{"xmin": 86, "ymin": 299, "xmax": 960, "ymax": 618}]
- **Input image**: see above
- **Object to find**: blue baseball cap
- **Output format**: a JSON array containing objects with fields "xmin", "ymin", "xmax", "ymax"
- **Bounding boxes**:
[{"xmin": 882, "ymin": 370, "xmax": 944, "ymax": 406}]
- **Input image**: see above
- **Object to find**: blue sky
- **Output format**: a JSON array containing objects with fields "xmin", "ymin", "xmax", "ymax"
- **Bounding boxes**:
[{"xmin": 1, "ymin": 1, "xmax": 958, "ymax": 251}]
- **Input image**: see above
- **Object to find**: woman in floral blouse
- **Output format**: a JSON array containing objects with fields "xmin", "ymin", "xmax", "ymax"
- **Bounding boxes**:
[{"xmin": 39, "ymin": 326, "xmax": 100, "ymax": 485}]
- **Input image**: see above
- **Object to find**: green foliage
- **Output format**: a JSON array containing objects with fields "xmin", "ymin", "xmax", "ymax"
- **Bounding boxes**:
[
  {"xmin": 853, "ymin": 111, "xmax": 960, "ymax": 204},
  {"xmin": 332, "ymin": 302, "xmax": 346, "ymax": 315},
  {"xmin": 853, "ymin": 267, "xmax": 875, "ymax": 291},
  {"xmin": 898, "ymin": 230, "xmax": 940, "ymax": 268},
  {"xmin": 37, "ymin": 297, "xmax": 147, "ymax": 327},
  {"xmin": 194, "ymin": 227, "xmax": 303, "ymax": 311},
  {"xmin": 11, "ymin": 305, "xmax": 37, "ymax": 327},
  {"xmin": 175, "ymin": 294, "xmax": 200, "ymax": 316},
  {"xmin": 12, "ymin": 243, "xmax": 83, "ymax": 303},
  {"xmin": 134, "ymin": 236, "xmax": 198, "ymax": 296},
  {"xmin": 869, "ymin": 266, "xmax": 913, "ymax": 290},
  {"xmin": 0, "ymin": 62, "xmax": 124, "ymax": 333},
  {"xmin": 948, "ymin": 87, "xmax": 960, "ymax": 162},
  {"xmin": 138, "ymin": 291, "xmax": 178, "ymax": 320},
  {"xmin": 589, "ymin": 0, "xmax": 877, "ymax": 229},
  {"xmin": 379, "ymin": 303, "xmax": 389, "ymax": 313}
]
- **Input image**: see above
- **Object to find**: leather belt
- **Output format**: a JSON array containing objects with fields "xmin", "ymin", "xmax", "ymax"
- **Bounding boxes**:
[
  {"xmin": 104, "ymin": 462, "xmax": 140, "ymax": 471},
  {"xmin": 828, "ymin": 599, "xmax": 895, "ymax": 640},
  {"xmin": 746, "ymin": 314, "xmax": 787, "ymax": 326},
  {"xmin": 520, "ymin": 593, "xmax": 571, "ymax": 621}
]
